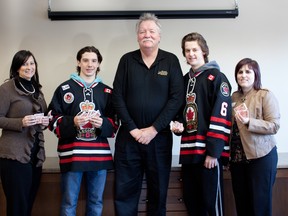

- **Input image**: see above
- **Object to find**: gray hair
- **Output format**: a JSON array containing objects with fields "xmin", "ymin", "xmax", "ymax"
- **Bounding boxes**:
[{"xmin": 135, "ymin": 13, "xmax": 162, "ymax": 34}]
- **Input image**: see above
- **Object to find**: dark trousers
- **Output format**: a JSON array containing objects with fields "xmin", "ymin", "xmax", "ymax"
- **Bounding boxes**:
[
  {"xmin": 230, "ymin": 146, "xmax": 278, "ymax": 216},
  {"xmin": 0, "ymin": 158, "xmax": 42, "ymax": 216},
  {"xmin": 114, "ymin": 128, "xmax": 172, "ymax": 216},
  {"xmin": 182, "ymin": 160, "xmax": 224, "ymax": 216}
]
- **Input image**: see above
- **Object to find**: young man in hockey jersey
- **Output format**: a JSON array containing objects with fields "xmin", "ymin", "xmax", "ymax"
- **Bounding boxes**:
[
  {"xmin": 48, "ymin": 46, "xmax": 118, "ymax": 216},
  {"xmin": 171, "ymin": 32, "xmax": 232, "ymax": 216}
]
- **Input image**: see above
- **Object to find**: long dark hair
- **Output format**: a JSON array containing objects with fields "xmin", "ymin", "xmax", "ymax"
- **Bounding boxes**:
[
  {"xmin": 9, "ymin": 50, "xmax": 42, "ymax": 88},
  {"xmin": 234, "ymin": 58, "xmax": 262, "ymax": 92}
]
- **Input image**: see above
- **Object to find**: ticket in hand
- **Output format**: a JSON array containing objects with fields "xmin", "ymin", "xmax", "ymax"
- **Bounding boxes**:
[
  {"xmin": 79, "ymin": 110, "xmax": 101, "ymax": 119},
  {"xmin": 234, "ymin": 103, "xmax": 248, "ymax": 118},
  {"xmin": 88, "ymin": 110, "xmax": 101, "ymax": 118},
  {"xmin": 34, "ymin": 113, "xmax": 44, "ymax": 124}
]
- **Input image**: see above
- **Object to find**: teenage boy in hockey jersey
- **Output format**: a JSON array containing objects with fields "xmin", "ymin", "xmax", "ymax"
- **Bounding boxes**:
[
  {"xmin": 48, "ymin": 46, "xmax": 118, "ymax": 216},
  {"xmin": 171, "ymin": 32, "xmax": 232, "ymax": 216}
]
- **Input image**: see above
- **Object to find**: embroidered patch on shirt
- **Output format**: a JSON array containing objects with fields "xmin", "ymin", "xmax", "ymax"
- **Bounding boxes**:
[
  {"xmin": 208, "ymin": 74, "xmax": 215, "ymax": 81},
  {"xmin": 63, "ymin": 92, "xmax": 74, "ymax": 104},
  {"xmin": 220, "ymin": 82, "xmax": 230, "ymax": 97},
  {"xmin": 61, "ymin": 84, "xmax": 70, "ymax": 91},
  {"xmin": 104, "ymin": 88, "xmax": 112, "ymax": 94},
  {"xmin": 158, "ymin": 70, "xmax": 168, "ymax": 76}
]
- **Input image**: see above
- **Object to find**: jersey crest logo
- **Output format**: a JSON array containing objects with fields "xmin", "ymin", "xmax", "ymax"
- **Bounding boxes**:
[
  {"xmin": 77, "ymin": 100, "xmax": 97, "ymax": 141},
  {"xmin": 220, "ymin": 82, "xmax": 230, "ymax": 97},
  {"xmin": 63, "ymin": 92, "xmax": 74, "ymax": 104},
  {"xmin": 184, "ymin": 93, "xmax": 198, "ymax": 133},
  {"xmin": 79, "ymin": 100, "xmax": 95, "ymax": 112}
]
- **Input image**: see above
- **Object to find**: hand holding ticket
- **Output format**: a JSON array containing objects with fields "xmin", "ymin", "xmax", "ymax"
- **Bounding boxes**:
[
  {"xmin": 79, "ymin": 110, "xmax": 101, "ymax": 119},
  {"xmin": 234, "ymin": 103, "xmax": 248, "ymax": 118},
  {"xmin": 170, "ymin": 121, "xmax": 184, "ymax": 133},
  {"xmin": 234, "ymin": 103, "xmax": 249, "ymax": 124},
  {"xmin": 78, "ymin": 110, "xmax": 101, "ymax": 128},
  {"xmin": 34, "ymin": 113, "xmax": 44, "ymax": 124},
  {"xmin": 88, "ymin": 110, "xmax": 101, "ymax": 118},
  {"xmin": 34, "ymin": 113, "xmax": 50, "ymax": 126}
]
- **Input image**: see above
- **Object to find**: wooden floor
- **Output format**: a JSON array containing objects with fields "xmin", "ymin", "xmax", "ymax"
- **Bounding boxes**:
[{"xmin": 1, "ymin": 158, "xmax": 288, "ymax": 215}]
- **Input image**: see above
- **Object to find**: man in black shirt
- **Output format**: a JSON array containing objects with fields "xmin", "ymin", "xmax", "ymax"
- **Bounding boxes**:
[{"xmin": 112, "ymin": 13, "xmax": 184, "ymax": 216}]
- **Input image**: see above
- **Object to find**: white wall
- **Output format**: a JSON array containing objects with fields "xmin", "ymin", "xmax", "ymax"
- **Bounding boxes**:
[{"xmin": 0, "ymin": 0, "xmax": 287, "ymax": 157}]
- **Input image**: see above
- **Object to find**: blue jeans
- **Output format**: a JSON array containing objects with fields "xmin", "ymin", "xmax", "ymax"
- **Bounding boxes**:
[{"xmin": 60, "ymin": 170, "xmax": 107, "ymax": 216}]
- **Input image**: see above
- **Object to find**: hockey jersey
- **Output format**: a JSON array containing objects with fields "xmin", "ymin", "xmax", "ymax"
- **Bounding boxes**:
[
  {"xmin": 48, "ymin": 73, "xmax": 118, "ymax": 172},
  {"xmin": 179, "ymin": 61, "xmax": 232, "ymax": 165}
]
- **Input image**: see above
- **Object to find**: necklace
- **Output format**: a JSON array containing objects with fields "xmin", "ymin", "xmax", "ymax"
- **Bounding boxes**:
[{"xmin": 19, "ymin": 81, "xmax": 35, "ymax": 94}]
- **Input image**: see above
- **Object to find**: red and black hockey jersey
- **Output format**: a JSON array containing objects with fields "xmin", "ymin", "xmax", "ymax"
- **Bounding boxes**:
[
  {"xmin": 48, "ymin": 74, "xmax": 118, "ymax": 172},
  {"xmin": 179, "ymin": 61, "xmax": 232, "ymax": 165}
]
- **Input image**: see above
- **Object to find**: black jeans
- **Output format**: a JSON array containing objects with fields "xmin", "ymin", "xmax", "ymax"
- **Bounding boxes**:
[
  {"xmin": 114, "ymin": 129, "xmax": 172, "ymax": 216},
  {"xmin": 0, "ymin": 158, "xmax": 42, "ymax": 216},
  {"xmin": 230, "ymin": 146, "xmax": 278, "ymax": 216}
]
